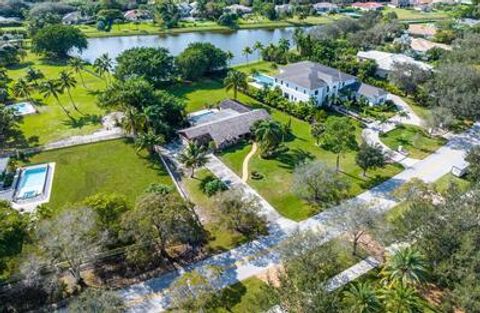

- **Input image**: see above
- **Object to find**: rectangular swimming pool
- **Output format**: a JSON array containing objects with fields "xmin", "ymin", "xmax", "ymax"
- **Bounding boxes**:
[
  {"xmin": 253, "ymin": 73, "xmax": 274, "ymax": 87},
  {"xmin": 8, "ymin": 102, "xmax": 36, "ymax": 116},
  {"xmin": 15, "ymin": 165, "xmax": 49, "ymax": 200}
]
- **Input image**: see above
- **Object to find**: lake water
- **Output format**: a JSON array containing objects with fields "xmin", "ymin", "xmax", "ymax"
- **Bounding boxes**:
[{"xmin": 76, "ymin": 27, "xmax": 305, "ymax": 65}]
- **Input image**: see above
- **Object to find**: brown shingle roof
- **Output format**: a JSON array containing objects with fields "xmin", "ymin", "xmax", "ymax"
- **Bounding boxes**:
[{"xmin": 179, "ymin": 109, "xmax": 270, "ymax": 146}]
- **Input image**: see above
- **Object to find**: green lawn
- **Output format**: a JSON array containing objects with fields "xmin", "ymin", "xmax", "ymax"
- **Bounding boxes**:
[
  {"xmin": 22, "ymin": 139, "xmax": 173, "ymax": 210},
  {"xmin": 171, "ymin": 78, "xmax": 403, "ymax": 221},
  {"xmin": 383, "ymin": 7, "xmax": 449, "ymax": 21},
  {"xmin": 6, "ymin": 53, "xmax": 106, "ymax": 146},
  {"xmin": 380, "ymin": 125, "xmax": 447, "ymax": 159},
  {"xmin": 183, "ymin": 168, "xmax": 249, "ymax": 253},
  {"xmin": 235, "ymin": 61, "xmax": 279, "ymax": 76}
]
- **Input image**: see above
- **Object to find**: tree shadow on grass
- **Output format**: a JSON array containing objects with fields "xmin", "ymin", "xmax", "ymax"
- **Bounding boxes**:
[
  {"xmin": 360, "ymin": 174, "xmax": 392, "ymax": 190},
  {"xmin": 277, "ymin": 148, "xmax": 315, "ymax": 171},
  {"xmin": 211, "ymin": 281, "xmax": 248, "ymax": 310},
  {"xmin": 62, "ymin": 114, "xmax": 103, "ymax": 129},
  {"xmin": 6, "ymin": 61, "xmax": 35, "ymax": 70}
]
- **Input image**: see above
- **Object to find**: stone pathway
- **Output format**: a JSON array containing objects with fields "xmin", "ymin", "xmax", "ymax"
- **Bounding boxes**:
[
  {"xmin": 121, "ymin": 123, "xmax": 480, "ymax": 313},
  {"xmin": 242, "ymin": 142, "xmax": 257, "ymax": 183}
]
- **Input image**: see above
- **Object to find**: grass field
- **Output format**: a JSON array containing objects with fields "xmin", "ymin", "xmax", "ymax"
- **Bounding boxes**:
[
  {"xmin": 183, "ymin": 169, "xmax": 249, "ymax": 253},
  {"xmin": 22, "ymin": 139, "xmax": 173, "ymax": 210},
  {"xmin": 380, "ymin": 124, "xmax": 447, "ymax": 159},
  {"xmin": 170, "ymin": 78, "xmax": 403, "ymax": 221},
  {"xmin": 383, "ymin": 7, "xmax": 449, "ymax": 21},
  {"xmin": 6, "ymin": 53, "xmax": 106, "ymax": 146}
]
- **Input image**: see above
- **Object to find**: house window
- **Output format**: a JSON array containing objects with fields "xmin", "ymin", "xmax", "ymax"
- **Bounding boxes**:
[
  {"xmin": 284, "ymin": 92, "xmax": 289, "ymax": 99},
  {"xmin": 281, "ymin": 80, "xmax": 283, "ymax": 85},
  {"xmin": 295, "ymin": 87, "xmax": 298, "ymax": 91},
  {"xmin": 314, "ymin": 90, "xmax": 319, "ymax": 95},
  {"xmin": 326, "ymin": 86, "xmax": 329, "ymax": 92},
  {"xmin": 303, "ymin": 90, "xmax": 306, "ymax": 94}
]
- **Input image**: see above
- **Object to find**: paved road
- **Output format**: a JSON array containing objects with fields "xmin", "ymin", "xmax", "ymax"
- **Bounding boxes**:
[{"xmin": 121, "ymin": 123, "xmax": 480, "ymax": 313}]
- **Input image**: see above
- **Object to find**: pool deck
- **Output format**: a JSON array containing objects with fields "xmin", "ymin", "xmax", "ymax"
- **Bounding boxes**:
[{"xmin": 11, "ymin": 162, "xmax": 56, "ymax": 213}]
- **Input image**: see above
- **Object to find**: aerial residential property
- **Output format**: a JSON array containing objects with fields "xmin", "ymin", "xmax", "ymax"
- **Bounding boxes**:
[
  {"xmin": 1, "ymin": 1, "xmax": 479, "ymax": 313},
  {"xmin": 272, "ymin": 61, "xmax": 388, "ymax": 105}
]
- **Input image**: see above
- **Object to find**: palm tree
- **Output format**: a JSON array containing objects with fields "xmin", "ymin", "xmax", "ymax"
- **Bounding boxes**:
[
  {"xmin": 224, "ymin": 70, "xmax": 248, "ymax": 100},
  {"xmin": 178, "ymin": 142, "xmax": 208, "ymax": 178},
  {"xmin": 252, "ymin": 120, "xmax": 284, "ymax": 158},
  {"xmin": 342, "ymin": 282, "xmax": 381, "ymax": 313},
  {"xmin": 12, "ymin": 78, "xmax": 34, "ymax": 104},
  {"xmin": 225, "ymin": 51, "xmax": 234, "ymax": 67},
  {"xmin": 25, "ymin": 67, "xmax": 44, "ymax": 88},
  {"xmin": 278, "ymin": 38, "xmax": 291, "ymax": 53},
  {"xmin": 381, "ymin": 247, "xmax": 428, "ymax": 288},
  {"xmin": 122, "ymin": 106, "xmax": 147, "ymax": 138},
  {"xmin": 40, "ymin": 79, "xmax": 71, "ymax": 119},
  {"xmin": 381, "ymin": 284, "xmax": 428, "ymax": 313},
  {"xmin": 58, "ymin": 70, "xmax": 81, "ymax": 114},
  {"xmin": 242, "ymin": 46, "xmax": 253, "ymax": 65},
  {"xmin": 253, "ymin": 41, "xmax": 264, "ymax": 52},
  {"xmin": 68, "ymin": 57, "xmax": 88, "ymax": 89},
  {"xmin": 135, "ymin": 131, "xmax": 165, "ymax": 156},
  {"xmin": 93, "ymin": 53, "xmax": 113, "ymax": 83}
]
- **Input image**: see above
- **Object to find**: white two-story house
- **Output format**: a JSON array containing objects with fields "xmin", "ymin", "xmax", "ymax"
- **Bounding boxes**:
[
  {"xmin": 273, "ymin": 61, "xmax": 358, "ymax": 106},
  {"xmin": 272, "ymin": 61, "xmax": 388, "ymax": 106}
]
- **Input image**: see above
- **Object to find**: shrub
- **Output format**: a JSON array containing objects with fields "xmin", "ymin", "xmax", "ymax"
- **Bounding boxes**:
[{"xmin": 200, "ymin": 175, "xmax": 228, "ymax": 197}]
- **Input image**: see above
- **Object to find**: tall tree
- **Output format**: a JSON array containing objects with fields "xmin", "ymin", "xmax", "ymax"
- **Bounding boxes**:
[
  {"xmin": 135, "ymin": 131, "xmax": 165, "ymax": 156},
  {"xmin": 31, "ymin": 24, "xmax": 88, "ymax": 58},
  {"xmin": 356, "ymin": 142, "xmax": 386, "ymax": 177},
  {"xmin": 36, "ymin": 207, "xmax": 102, "ymax": 287},
  {"xmin": 40, "ymin": 79, "xmax": 72, "ymax": 119},
  {"xmin": 465, "ymin": 146, "xmax": 480, "ymax": 183},
  {"xmin": 0, "ymin": 105, "xmax": 19, "ymax": 152},
  {"xmin": 58, "ymin": 70, "xmax": 81, "ymax": 113},
  {"xmin": 68, "ymin": 57, "xmax": 88, "ymax": 89},
  {"xmin": 381, "ymin": 247, "xmax": 429, "ymax": 288},
  {"xmin": 25, "ymin": 66, "xmax": 44, "ymax": 88},
  {"xmin": 178, "ymin": 142, "xmax": 208, "ymax": 178},
  {"xmin": 242, "ymin": 46, "xmax": 253, "ymax": 64},
  {"xmin": 224, "ymin": 70, "xmax": 248, "ymax": 100},
  {"xmin": 321, "ymin": 116, "xmax": 358, "ymax": 171},
  {"xmin": 252, "ymin": 119, "xmax": 285, "ymax": 158},
  {"xmin": 121, "ymin": 193, "xmax": 204, "ymax": 263},
  {"xmin": 93, "ymin": 53, "xmax": 113, "ymax": 83},
  {"xmin": 12, "ymin": 78, "xmax": 34, "ymax": 104}
]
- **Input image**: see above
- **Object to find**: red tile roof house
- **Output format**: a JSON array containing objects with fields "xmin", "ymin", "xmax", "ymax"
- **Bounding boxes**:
[{"xmin": 351, "ymin": 2, "xmax": 385, "ymax": 11}]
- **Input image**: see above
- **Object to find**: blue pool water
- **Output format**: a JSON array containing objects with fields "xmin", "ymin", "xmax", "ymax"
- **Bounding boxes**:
[
  {"xmin": 253, "ymin": 73, "xmax": 274, "ymax": 87},
  {"xmin": 9, "ymin": 102, "xmax": 36, "ymax": 116},
  {"xmin": 16, "ymin": 165, "xmax": 48, "ymax": 199}
]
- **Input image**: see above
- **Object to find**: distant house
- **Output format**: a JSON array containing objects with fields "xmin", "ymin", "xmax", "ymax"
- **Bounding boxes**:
[
  {"xmin": 225, "ymin": 4, "xmax": 253, "ymax": 15},
  {"xmin": 313, "ymin": 2, "xmax": 339, "ymax": 13},
  {"xmin": 62, "ymin": 11, "xmax": 90, "ymax": 25},
  {"xmin": 271, "ymin": 61, "xmax": 387, "ymax": 106},
  {"xmin": 357, "ymin": 50, "xmax": 433, "ymax": 77},
  {"xmin": 352, "ymin": 2, "xmax": 384, "ymax": 11},
  {"xmin": 178, "ymin": 2, "xmax": 193, "ymax": 17},
  {"xmin": 275, "ymin": 4, "xmax": 293, "ymax": 14},
  {"xmin": 178, "ymin": 100, "xmax": 270, "ymax": 149},
  {"xmin": 351, "ymin": 82, "xmax": 389, "ymax": 105},
  {"xmin": 389, "ymin": 0, "xmax": 411, "ymax": 8},
  {"xmin": 408, "ymin": 24, "xmax": 437, "ymax": 37},
  {"xmin": 410, "ymin": 37, "xmax": 451, "ymax": 53},
  {"xmin": 123, "ymin": 9, "xmax": 152, "ymax": 22},
  {"xmin": 458, "ymin": 18, "xmax": 480, "ymax": 27}
]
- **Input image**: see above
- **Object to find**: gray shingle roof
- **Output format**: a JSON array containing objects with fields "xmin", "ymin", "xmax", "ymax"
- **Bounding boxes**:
[
  {"xmin": 274, "ymin": 61, "xmax": 357, "ymax": 90},
  {"xmin": 356, "ymin": 83, "xmax": 387, "ymax": 98},
  {"xmin": 219, "ymin": 99, "xmax": 252, "ymax": 113},
  {"xmin": 179, "ymin": 109, "xmax": 270, "ymax": 146}
]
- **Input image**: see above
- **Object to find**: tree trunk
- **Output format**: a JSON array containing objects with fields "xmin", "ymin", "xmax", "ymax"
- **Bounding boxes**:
[
  {"xmin": 67, "ymin": 88, "xmax": 82, "ymax": 114},
  {"xmin": 190, "ymin": 166, "xmax": 195, "ymax": 178},
  {"xmin": 79, "ymin": 71, "xmax": 87, "ymax": 89},
  {"xmin": 336, "ymin": 153, "xmax": 340, "ymax": 172},
  {"xmin": 363, "ymin": 168, "xmax": 367, "ymax": 177},
  {"xmin": 233, "ymin": 87, "xmax": 237, "ymax": 100},
  {"xmin": 55, "ymin": 97, "xmax": 73, "ymax": 119}
]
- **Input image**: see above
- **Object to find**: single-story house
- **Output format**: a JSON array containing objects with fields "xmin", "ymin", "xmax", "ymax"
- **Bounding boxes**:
[
  {"xmin": 352, "ymin": 2, "xmax": 384, "ymax": 11},
  {"xmin": 178, "ymin": 100, "xmax": 270, "ymax": 149},
  {"xmin": 357, "ymin": 50, "xmax": 433, "ymax": 77},
  {"xmin": 388, "ymin": 0, "xmax": 412, "ymax": 8},
  {"xmin": 410, "ymin": 37, "xmax": 451, "ymax": 53},
  {"xmin": 408, "ymin": 24, "xmax": 437, "ymax": 37},
  {"xmin": 272, "ymin": 61, "xmax": 387, "ymax": 106},
  {"xmin": 313, "ymin": 2, "xmax": 340, "ymax": 13},
  {"xmin": 123, "ymin": 9, "xmax": 152, "ymax": 22},
  {"xmin": 351, "ymin": 82, "xmax": 389, "ymax": 105},
  {"xmin": 275, "ymin": 4, "xmax": 293, "ymax": 14},
  {"xmin": 62, "ymin": 11, "xmax": 91, "ymax": 25},
  {"xmin": 225, "ymin": 4, "xmax": 253, "ymax": 15},
  {"xmin": 458, "ymin": 18, "xmax": 480, "ymax": 27}
]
